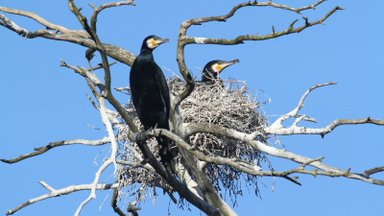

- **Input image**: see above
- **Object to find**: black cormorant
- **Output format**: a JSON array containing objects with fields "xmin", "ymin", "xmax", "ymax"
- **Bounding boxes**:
[
  {"xmin": 129, "ymin": 35, "xmax": 175, "ymax": 173},
  {"xmin": 201, "ymin": 59, "xmax": 239, "ymax": 82}
]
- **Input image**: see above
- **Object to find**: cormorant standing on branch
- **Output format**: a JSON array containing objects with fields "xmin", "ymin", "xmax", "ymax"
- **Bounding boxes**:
[
  {"xmin": 129, "ymin": 35, "xmax": 175, "ymax": 173},
  {"xmin": 201, "ymin": 59, "xmax": 239, "ymax": 82}
]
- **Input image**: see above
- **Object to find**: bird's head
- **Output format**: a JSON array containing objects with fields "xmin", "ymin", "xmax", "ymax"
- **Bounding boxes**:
[
  {"xmin": 141, "ymin": 35, "xmax": 169, "ymax": 51},
  {"xmin": 202, "ymin": 59, "xmax": 239, "ymax": 81}
]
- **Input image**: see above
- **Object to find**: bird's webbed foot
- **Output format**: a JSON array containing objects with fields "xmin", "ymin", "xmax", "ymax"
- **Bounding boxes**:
[
  {"xmin": 140, "ymin": 158, "xmax": 150, "ymax": 165},
  {"xmin": 134, "ymin": 131, "xmax": 149, "ymax": 143}
]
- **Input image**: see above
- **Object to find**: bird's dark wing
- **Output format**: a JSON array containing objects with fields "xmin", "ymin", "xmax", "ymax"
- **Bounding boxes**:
[
  {"xmin": 154, "ymin": 64, "xmax": 170, "ymax": 122},
  {"xmin": 129, "ymin": 58, "xmax": 140, "ymax": 111}
]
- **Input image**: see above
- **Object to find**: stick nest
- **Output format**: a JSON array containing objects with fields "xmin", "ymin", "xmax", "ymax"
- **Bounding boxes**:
[{"xmin": 116, "ymin": 76, "xmax": 269, "ymax": 207}]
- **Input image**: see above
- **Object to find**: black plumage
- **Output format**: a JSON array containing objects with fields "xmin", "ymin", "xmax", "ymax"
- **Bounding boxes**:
[
  {"xmin": 201, "ymin": 59, "xmax": 239, "ymax": 82},
  {"xmin": 129, "ymin": 35, "xmax": 175, "ymax": 173}
]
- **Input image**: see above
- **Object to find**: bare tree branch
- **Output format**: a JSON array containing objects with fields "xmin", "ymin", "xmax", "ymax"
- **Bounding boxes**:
[
  {"xmin": 0, "ymin": 6, "xmax": 78, "ymax": 34},
  {"xmin": 269, "ymin": 82, "xmax": 337, "ymax": 129},
  {"xmin": 255, "ymin": 0, "xmax": 328, "ymax": 14},
  {"xmin": 148, "ymin": 128, "xmax": 262, "ymax": 176},
  {"xmin": 175, "ymin": 0, "xmax": 341, "ymax": 113},
  {"xmin": 5, "ymin": 182, "xmax": 118, "ymax": 215},
  {"xmin": 111, "ymin": 188, "xmax": 126, "ymax": 216},
  {"xmin": 266, "ymin": 117, "xmax": 384, "ymax": 136},
  {"xmin": 65, "ymin": 2, "xmax": 129, "ymax": 214},
  {"xmin": 0, "ymin": 137, "xmax": 110, "ymax": 164},
  {"xmin": 75, "ymin": 158, "xmax": 113, "ymax": 216},
  {"xmin": 265, "ymin": 82, "xmax": 384, "ymax": 136},
  {"xmin": 0, "ymin": 7, "xmax": 136, "ymax": 66},
  {"xmin": 89, "ymin": 0, "xmax": 135, "ymax": 33},
  {"xmin": 181, "ymin": 0, "xmax": 330, "ymax": 27},
  {"xmin": 184, "ymin": 6, "xmax": 342, "ymax": 46},
  {"xmin": 364, "ymin": 167, "xmax": 384, "ymax": 177},
  {"xmin": 183, "ymin": 123, "xmax": 384, "ymax": 185}
]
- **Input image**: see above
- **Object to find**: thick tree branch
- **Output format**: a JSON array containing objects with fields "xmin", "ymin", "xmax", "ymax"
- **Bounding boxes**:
[
  {"xmin": 149, "ymin": 128, "xmax": 262, "ymax": 176},
  {"xmin": 0, "ymin": 8, "xmax": 136, "ymax": 66},
  {"xmin": 128, "ymin": 134, "xmax": 220, "ymax": 216},
  {"xmin": 0, "ymin": 6, "xmax": 78, "ymax": 34}
]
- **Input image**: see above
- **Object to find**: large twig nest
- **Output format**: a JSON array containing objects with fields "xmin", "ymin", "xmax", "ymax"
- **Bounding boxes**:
[
  {"xmin": 170, "ymin": 77, "xmax": 269, "ymax": 200},
  {"xmin": 116, "ymin": 76, "xmax": 269, "ymax": 206}
]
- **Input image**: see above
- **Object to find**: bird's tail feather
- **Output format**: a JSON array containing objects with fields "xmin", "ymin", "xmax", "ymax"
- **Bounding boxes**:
[{"xmin": 156, "ymin": 136, "xmax": 178, "ymax": 174}]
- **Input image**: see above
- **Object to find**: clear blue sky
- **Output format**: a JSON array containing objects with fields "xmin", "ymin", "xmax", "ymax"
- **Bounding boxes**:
[{"xmin": 1, "ymin": 0, "xmax": 383, "ymax": 215}]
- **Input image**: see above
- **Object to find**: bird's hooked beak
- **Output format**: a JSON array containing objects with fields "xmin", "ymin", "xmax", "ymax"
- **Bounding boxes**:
[
  {"xmin": 217, "ymin": 59, "xmax": 239, "ymax": 74},
  {"xmin": 147, "ymin": 37, "xmax": 169, "ymax": 49},
  {"xmin": 153, "ymin": 38, "xmax": 169, "ymax": 47}
]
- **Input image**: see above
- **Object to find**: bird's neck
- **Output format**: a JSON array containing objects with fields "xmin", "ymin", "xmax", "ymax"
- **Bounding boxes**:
[
  {"xmin": 140, "ymin": 48, "xmax": 154, "ymax": 56},
  {"xmin": 138, "ymin": 49, "xmax": 155, "ymax": 63},
  {"xmin": 140, "ymin": 46, "xmax": 153, "ymax": 53}
]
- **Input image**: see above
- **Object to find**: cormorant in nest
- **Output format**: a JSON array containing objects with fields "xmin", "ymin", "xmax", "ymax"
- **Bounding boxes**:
[
  {"xmin": 201, "ymin": 59, "xmax": 239, "ymax": 82},
  {"xmin": 129, "ymin": 35, "xmax": 176, "ymax": 174}
]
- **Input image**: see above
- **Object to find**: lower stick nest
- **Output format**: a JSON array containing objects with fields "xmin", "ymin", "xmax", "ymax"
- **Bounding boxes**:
[{"xmin": 116, "ymin": 76, "xmax": 269, "ymax": 207}]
